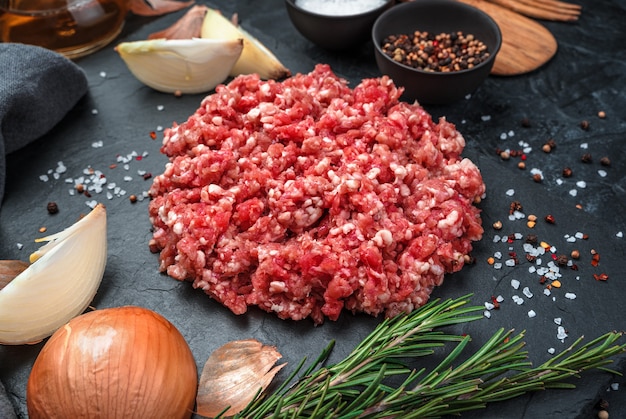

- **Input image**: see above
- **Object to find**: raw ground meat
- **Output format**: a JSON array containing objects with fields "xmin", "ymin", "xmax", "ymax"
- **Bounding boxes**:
[{"xmin": 148, "ymin": 64, "xmax": 485, "ymax": 324}]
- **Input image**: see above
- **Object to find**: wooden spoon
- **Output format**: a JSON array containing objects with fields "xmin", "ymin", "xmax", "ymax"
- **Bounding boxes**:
[
  {"xmin": 0, "ymin": 260, "xmax": 29, "ymax": 291},
  {"xmin": 457, "ymin": 0, "xmax": 558, "ymax": 75}
]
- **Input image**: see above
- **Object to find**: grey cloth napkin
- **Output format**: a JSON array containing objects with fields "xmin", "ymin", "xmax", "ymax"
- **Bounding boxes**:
[
  {"xmin": 0, "ymin": 380, "xmax": 15, "ymax": 419},
  {"xmin": 0, "ymin": 43, "xmax": 88, "ymax": 208}
]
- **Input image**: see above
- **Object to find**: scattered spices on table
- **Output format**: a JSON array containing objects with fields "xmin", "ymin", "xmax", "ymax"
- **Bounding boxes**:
[{"xmin": 381, "ymin": 30, "xmax": 490, "ymax": 72}]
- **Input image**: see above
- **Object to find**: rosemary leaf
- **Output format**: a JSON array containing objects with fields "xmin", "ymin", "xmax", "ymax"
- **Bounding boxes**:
[{"xmin": 232, "ymin": 295, "xmax": 625, "ymax": 418}]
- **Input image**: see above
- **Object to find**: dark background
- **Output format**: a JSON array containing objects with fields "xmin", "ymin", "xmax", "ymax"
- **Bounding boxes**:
[{"xmin": 1, "ymin": 0, "xmax": 625, "ymax": 417}]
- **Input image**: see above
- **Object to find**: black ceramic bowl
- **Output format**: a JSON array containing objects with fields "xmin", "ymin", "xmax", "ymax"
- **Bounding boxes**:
[
  {"xmin": 285, "ymin": 0, "xmax": 395, "ymax": 50},
  {"xmin": 372, "ymin": 0, "xmax": 502, "ymax": 104}
]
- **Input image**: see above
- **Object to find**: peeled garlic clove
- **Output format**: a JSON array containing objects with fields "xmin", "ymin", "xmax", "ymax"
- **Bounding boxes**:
[
  {"xmin": 196, "ymin": 339, "xmax": 285, "ymax": 417},
  {"xmin": 201, "ymin": 8, "xmax": 291, "ymax": 80},
  {"xmin": 0, "ymin": 204, "xmax": 107, "ymax": 345},
  {"xmin": 116, "ymin": 37, "xmax": 244, "ymax": 94}
]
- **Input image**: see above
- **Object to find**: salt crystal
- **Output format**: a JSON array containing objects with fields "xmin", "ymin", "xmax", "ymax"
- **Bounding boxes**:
[
  {"xmin": 106, "ymin": 192, "xmax": 113, "ymax": 200},
  {"xmin": 295, "ymin": 0, "xmax": 388, "ymax": 15},
  {"xmin": 493, "ymin": 235, "xmax": 501, "ymax": 243},
  {"xmin": 512, "ymin": 295, "xmax": 524, "ymax": 305},
  {"xmin": 86, "ymin": 200, "xmax": 98, "ymax": 209},
  {"xmin": 547, "ymin": 347, "xmax": 556, "ymax": 354},
  {"xmin": 91, "ymin": 109, "xmax": 99, "ymax": 115},
  {"xmin": 157, "ymin": 105, "xmax": 164, "ymax": 111},
  {"xmin": 554, "ymin": 317, "xmax": 562, "ymax": 325},
  {"xmin": 611, "ymin": 383, "xmax": 620, "ymax": 391},
  {"xmin": 569, "ymin": 189, "xmax": 577, "ymax": 197},
  {"xmin": 16, "ymin": 243, "xmax": 23, "ymax": 250},
  {"xmin": 500, "ymin": 132, "xmax": 508, "ymax": 140},
  {"xmin": 617, "ymin": 231, "xmax": 623, "ymax": 238},
  {"xmin": 99, "ymin": 71, "xmax": 107, "ymax": 78},
  {"xmin": 505, "ymin": 189, "xmax": 515, "ymax": 196},
  {"xmin": 514, "ymin": 233, "xmax": 523, "ymax": 240},
  {"xmin": 496, "ymin": 295, "xmax": 504, "ymax": 303},
  {"xmin": 576, "ymin": 180, "xmax": 587, "ymax": 188},
  {"xmin": 598, "ymin": 169, "xmax": 607, "ymax": 177},
  {"xmin": 511, "ymin": 279, "xmax": 520, "ymax": 289},
  {"xmin": 484, "ymin": 310, "xmax": 492, "ymax": 319},
  {"xmin": 92, "ymin": 141, "xmax": 104, "ymax": 148},
  {"xmin": 494, "ymin": 251, "xmax": 502, "ymax": 259},
  {"xmin": 575, "ymin": 232, "xmax": 584, "ymax": 239},
  {"xmin": 528, "ymin": 266, "xmax": 536, "ymax": 274},
  {"xmin": 505, "ymin": 259, "xmax": 516, "ymax": 267},
  {"xmin": 528, "ymin": 310, "xmax": 537, "ymax": 318},
  {"xmin": 493, "ymin": 263, "xmax": 502, "ymax": 269},
  {"xmin": 566, "ymin": 236, "xmax": 576, "ymax": 243},
  {"xmin": 557, "ymin": 326, "xmax": 568, "ymax": 340},
  {"xmin": 556, "ymin": 178, "xmax": 564, "ymax": 185},
  {"xmin": 580, "ymin": 142, "xmax": 588, "ymax": 149},
  {"xmin": 157, "ymin": 125, "xmax": 164, "ymax": 131},
  {"xmin": 543, "ymin": 288, "xmax": 551, "ymax": 296},
  {"xmin": 523, "ymin": 146, "xmax": 532, "ymax": 153},
  {"xmin": 481, "ymin": 115, "xmax": 492, "ymax": 121},
  {"xmin": 522, "ymin": 287, "xmax": 533, "ymax": 298},
  {"xmin": 485, "ymin": 302, "xmax": 495, "ymax": 310},
  {"xmin": 564, "ymin": 292, "xmax": 577, "ymax": 300}
]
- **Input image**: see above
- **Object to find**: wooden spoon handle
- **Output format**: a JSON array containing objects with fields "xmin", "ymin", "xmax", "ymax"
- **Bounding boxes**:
[{"xmin": 457, "ymin": 0, "xmax": 558, "ymax": 75}]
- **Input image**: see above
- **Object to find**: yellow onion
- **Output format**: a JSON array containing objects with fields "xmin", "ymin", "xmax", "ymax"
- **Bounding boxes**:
[{"xmin": 27, "ymin": 306, "xmax": 197, "ymax": 419}]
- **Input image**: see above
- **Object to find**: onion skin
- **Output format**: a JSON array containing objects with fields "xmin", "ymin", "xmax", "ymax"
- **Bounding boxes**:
[{"xmin": 27, "ymin": 306, "xmax": 197, "ymax": 419}]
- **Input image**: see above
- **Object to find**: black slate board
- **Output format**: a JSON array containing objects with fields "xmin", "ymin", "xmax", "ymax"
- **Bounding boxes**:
[{"xmin": 1, "ymin": 0, "xmax": 626, "ymax": 417}]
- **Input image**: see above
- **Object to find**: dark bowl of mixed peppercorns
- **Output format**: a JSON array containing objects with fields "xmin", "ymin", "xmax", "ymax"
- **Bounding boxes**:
[
  {"xmin": 372, "ymin": 0, "xmax": 502, "ymax": 104},
  {"xmin": 285, "ymin": 0, "xmax": 396, "ymax": 50}
]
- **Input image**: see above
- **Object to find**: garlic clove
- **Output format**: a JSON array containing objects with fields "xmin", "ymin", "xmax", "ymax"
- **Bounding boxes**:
[
  {"xmin": 116, "ymin": 37, "xmax": 244, "ymax": 94},
  {"xmin": 201, "ymin": 8, "xmax": 291, "ymax": 80},
  {"xmin": 196, "ymin": 339, "xmax": 285, "ymax": 417},
  {"xmin": 129, "ymin": 0, "xmax": 194, "ymax": 16},
  {"xmin": 0, "ymin": 204, "xmax": 107, "ymax": 345}
]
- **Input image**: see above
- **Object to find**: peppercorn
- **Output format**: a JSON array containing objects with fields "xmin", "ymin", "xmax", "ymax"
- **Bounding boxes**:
[
  {"xmin": 526, "ymin": 234, "xmax": 538, "ymax": 244},
  {"xmin": 545, "ymin": 214, "xmax": 555, "ymax": 224},
  {"xmin": 542, "ymin": 144, "xmax": 552, "ymax": 153},
  {"xmin": 546, "ymin": 138, "xmax": 557, "ymax": 149},
  {"xmin": 597, "ymin": 410, "xmax": 609, "ymax": 419},
  {"xmin": 562, "ymin": 167, "xmax": 573, "ymax": 177},
  {"xmin": 517, "ymin": 161, "xmax": 526, "ymax": 170},
  {"xmin": 570, "ymin": 249, "xmax": 580, "ymax": 259},
  {"xmin": 143, "ymin": 172, "xmax": 153, "ymax": 180},
  {"xmin": 600, "ymin": 156, "xmax": 611, "ymax": 166},
  {"xmin": 500, "ymin": 150, "xmax": 510, "ymax": 160},
  {"xmin": 381, "ymin": 30, "xmax": 490, "ymax": 73},
  {"xmin": 46, "ymin": 201, "xmax": 59, "ymax": 214},
  {"xmin": 129, "ymin": 194, "xmax": 138, "ymax": 203},
  {"xmin": 556, "ymin": 254, "xmax": 568, "ymax": 266},
  {"xmin": 521, "ymin": 117, "xmax": 531, "ymax": 127},
  {"xmin": 597, "ymin": 111, "xmax": 606, "ymax": 119},
  {"xmin": 580, "ymin": 120, "xmax": 590, "ymax": 130},
  {"xmin": 581, "ymin": 153, "xmax": 592, "ymax": 163},
  {"xmin": 492, "ymin": 220, "xmax": 503, "ymax": 230},
  {"xmin": 76, "ymin": 183, "xmax": 85, "ymax": 193},
  {"xmin": 509, "ymin": 200, "xmax": 523, "ymax": 214},
  {"xmin": 532, "ymin": 173, "xmax": 542, "ymax": 182}
]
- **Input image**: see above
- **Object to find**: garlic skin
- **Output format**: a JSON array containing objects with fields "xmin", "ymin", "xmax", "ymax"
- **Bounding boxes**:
[
  {"xmin": 116, "ymin": 38, "xmax": 244, "ymax": 94},
  {"xmin": 201, "ymin": 8, "xmax": 291, "ymax": 80},
  {"xmin": 0, "ymin": 204, "xmax": 107, "ymax": 345}
]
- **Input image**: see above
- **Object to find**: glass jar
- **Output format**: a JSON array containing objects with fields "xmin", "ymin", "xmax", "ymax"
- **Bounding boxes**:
[{"xmin": 0, "ymin": 0, "xmax": 127, "ymax": 59}]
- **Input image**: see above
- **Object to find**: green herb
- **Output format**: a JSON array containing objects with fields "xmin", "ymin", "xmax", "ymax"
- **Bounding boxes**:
[{"xmin": 228, "ymin": 295, "xmax": 625, "ymax": 418}]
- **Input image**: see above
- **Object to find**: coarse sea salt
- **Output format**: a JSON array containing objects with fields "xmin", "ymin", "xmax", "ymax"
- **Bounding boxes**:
[
  {"xmin": 564, "ymin": 292, "xmax": 577, "ymax": 300},
  {"xmin": 511, "ymin": 279, "xmax": 520, "ymax": 289},
  {"xmin": 547, "ymin": 347, "xmax": 556, "ymax": 354},
  {"xmin": 528, "ymin": 310, "xmax": 536, "ymax": 318},
  {"xmin": 295, "ymin": 0, "xmax": 387, "ymax": 15}
]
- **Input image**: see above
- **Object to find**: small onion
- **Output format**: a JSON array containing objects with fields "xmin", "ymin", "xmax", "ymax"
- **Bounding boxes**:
[{"xmin": 27, "ymin": 306, "xmax": 197, "ymax": 419}]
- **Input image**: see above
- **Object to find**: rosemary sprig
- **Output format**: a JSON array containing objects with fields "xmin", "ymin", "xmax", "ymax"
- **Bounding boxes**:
[{"xmin": 229, "ymin": 295, "xmax": 625, "ymax": 418}]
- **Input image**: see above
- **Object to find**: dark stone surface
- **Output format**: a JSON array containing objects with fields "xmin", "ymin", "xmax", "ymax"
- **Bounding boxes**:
[{"xmin": 1, "ymin": 0, "xmax": 625, "ymax": 417}]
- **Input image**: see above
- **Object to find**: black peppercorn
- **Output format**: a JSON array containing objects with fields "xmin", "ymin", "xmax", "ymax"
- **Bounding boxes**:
[{"xmin": 46, "ymin": 201, "xmax": 59, "ymax": 214}]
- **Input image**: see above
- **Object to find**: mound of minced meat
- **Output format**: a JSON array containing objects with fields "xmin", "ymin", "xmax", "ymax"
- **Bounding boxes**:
[{"xmin": 148, "ymin": 64, "xmax": 485, "ymax": 324}]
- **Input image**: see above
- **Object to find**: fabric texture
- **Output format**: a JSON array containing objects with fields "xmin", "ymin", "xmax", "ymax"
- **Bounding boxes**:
[
  {"xmin": 0, "ymin": 43, "xmax": 88, "ymax": 208},
  {"xmin": 0, "ymin": 380, "xmax": 16, "ymax": 419}
]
